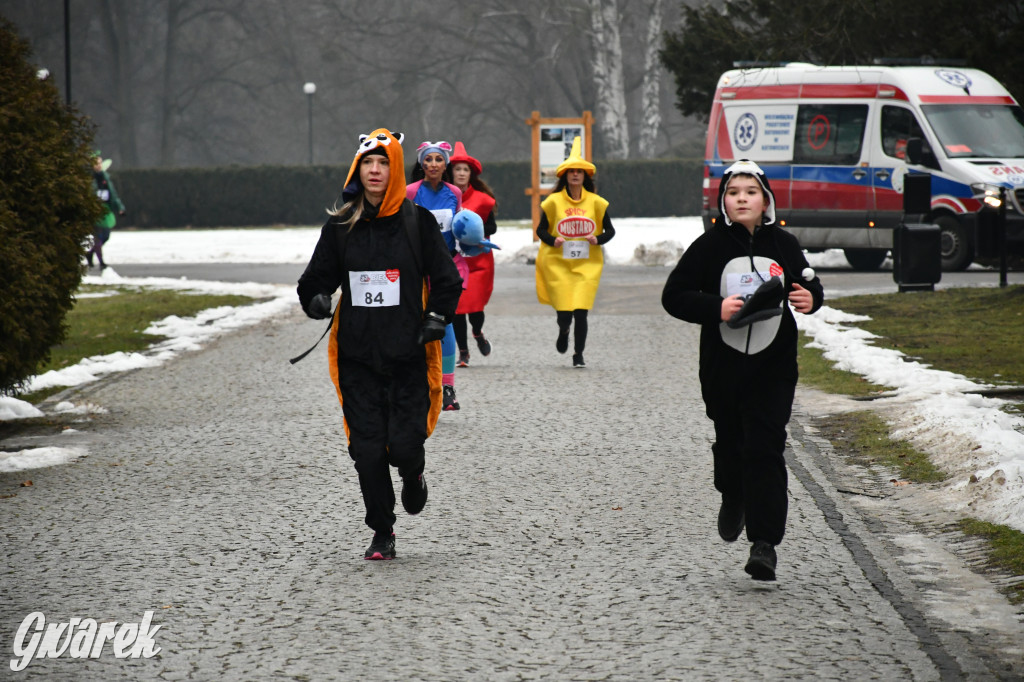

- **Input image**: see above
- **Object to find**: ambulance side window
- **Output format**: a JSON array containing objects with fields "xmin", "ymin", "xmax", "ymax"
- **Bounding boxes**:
[
  {"xmin": 794, "ymin": 104, "xmax": 867, "ymax": 165},
  {"xmin": 881, "ymin": 106, "xmax": 932, "ymax": 162}
]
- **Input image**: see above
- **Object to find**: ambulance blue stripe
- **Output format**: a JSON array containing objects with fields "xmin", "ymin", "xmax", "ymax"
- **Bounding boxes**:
[{"xmin": 710, "ymin": 162, "xmax": 973, "ymax": 198}]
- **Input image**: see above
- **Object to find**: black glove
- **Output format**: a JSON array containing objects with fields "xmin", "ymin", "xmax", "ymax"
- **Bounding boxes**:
[
  {"xmin": 307, "ymin": 293, "xmax": 333, "ymax": 320},
  {"xmin": 417, "ymin": 313, "xmax": 447, "ymax": 344}
]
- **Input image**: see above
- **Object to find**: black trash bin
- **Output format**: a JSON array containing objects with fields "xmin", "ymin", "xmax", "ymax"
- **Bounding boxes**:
[
  {"xmin": 893, "ymin": 222, "xmax": 941, "ymax": 291},
  {"xmin": 892, "ymin": 172, "xmax": 941, "ymax": 292}
]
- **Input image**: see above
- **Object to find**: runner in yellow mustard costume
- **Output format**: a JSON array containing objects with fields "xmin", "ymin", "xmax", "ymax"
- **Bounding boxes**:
[{"xmin": 535, "ymin": 136, "xmax": 616, "ymax": 368}]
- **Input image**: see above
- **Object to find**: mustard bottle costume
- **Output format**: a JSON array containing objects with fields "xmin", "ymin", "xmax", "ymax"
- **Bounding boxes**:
[{"xmin": 534, "ymin": 137, "xmax": 615, "ymax": 367}]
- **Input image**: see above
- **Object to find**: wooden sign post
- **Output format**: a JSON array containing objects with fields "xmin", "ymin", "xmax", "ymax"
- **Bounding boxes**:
[{"xmin": 524, "ymin": 110, "xmax": 594, "ymax": 236}]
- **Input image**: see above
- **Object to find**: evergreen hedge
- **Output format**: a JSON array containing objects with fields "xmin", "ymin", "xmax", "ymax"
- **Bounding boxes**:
[
  {"xmin": 113, "ymin": 158, "xmax": 704, "ymax": 228},
  {"xmin": 1, "ymin": 19, "xmax": 101, "ymax": 394}
]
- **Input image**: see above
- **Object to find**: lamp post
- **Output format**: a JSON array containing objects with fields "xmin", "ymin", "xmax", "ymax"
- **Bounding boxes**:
[
  {"xmin": 303, "ymin": 82, "xmax": 316, "ymax": 165},
  {"xmin": 998, "ymin": 187, "xmax": 1008, "ymax": 288}
]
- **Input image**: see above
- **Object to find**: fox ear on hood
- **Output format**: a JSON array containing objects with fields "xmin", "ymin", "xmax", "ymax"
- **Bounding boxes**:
[
  {"xmin": 358, "ymin": 134, "xmax": 369, "ymax": 144},
  {"xmin": 391, "ymin": 132, "xmax": 404, "ymax": 144}
]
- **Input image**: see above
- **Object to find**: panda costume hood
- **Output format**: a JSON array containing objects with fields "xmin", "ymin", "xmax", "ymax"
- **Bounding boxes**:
[{"xmin": 717, "ymin": 159, "xmax": 776, "ymax": 227}]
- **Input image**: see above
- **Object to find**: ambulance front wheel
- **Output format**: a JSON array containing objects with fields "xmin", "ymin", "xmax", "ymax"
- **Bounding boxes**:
[
  {"xmin": 843, "ymin": 248, "xmax": 888, "ymax": 271},
  {"xmin": 935, "ymin": 214, "xmax": 973, "ymax": 272}
]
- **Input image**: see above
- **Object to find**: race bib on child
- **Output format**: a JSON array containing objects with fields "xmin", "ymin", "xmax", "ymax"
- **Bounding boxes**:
[
  {"xmin": 96, "ymin": 189, "xmax": 110, "ymax": 201},
  {"xmin": 562, "ymin": 240, "xmax": 590, "ymax": 260},
  {"xmin": 725, "ymin": 270, "xmax": 773, "ymax": 300},
  {"xmin": 719, "ymin": 256, "xmax": 785, "ymax": 356},
  {"xmin": 349, "ymin": 269, "xmax": 400, "ymax": 307}
]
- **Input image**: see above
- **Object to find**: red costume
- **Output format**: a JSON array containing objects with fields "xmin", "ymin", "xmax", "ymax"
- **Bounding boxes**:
[{"xmin": 450, "ymin": 142, "xmax": 497, "ymax": 314}]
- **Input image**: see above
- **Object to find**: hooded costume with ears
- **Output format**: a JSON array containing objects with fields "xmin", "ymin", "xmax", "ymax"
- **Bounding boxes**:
[
  {"xmin": 315, "ymin": 127, "xmax": 456, "ymax": 436},
  {"xmin": 296, "ymin": 128, "xmax": 463, "ymax": 536},
  {"xmin": 661, "ymin": 157, "xmax": 824, "ymax": 550}
]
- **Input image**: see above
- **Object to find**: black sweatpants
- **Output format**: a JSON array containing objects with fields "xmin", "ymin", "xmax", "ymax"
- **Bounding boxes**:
[
  {"xmin": 556, "ymin": 309, "xmax": 588, "ymax": 353},
  {"xmin": 704, "ymin": 363, "xmax": 795, "ymax": 546},
  {"xmin": 337, "ymin": 357, "xmax": 430, "ymax": 533}
]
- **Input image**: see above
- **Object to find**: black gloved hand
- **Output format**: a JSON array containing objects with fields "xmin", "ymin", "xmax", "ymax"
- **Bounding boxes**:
[
  {"xmin": 417, "ymin": 314, "xmax": 446, "ymax": 344},
  {"xmin": 307, "ymin": 293, "xmax": 333, "ymax": 320}
]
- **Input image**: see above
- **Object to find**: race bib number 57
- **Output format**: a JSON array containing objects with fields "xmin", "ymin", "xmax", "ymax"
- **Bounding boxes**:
[
  {"xmin": 562, "ymin": 240, "xmax": 590, "ymax": 259},
  {"xmin": 349, "ymin": 269, "xmax": 400, "ymax": 307}
]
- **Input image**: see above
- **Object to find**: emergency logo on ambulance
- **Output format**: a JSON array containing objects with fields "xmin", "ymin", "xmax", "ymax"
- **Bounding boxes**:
[
  {"xmin": 935, "ymin": 69, "xmax": 972, "ymax": 91},
  {"xmin": 722, "ymin": 107, "xmax": 796, "ymax": 161},
  {"xmin": 734, "ymin": 113, "xmax": 757, "ymax": 152}
]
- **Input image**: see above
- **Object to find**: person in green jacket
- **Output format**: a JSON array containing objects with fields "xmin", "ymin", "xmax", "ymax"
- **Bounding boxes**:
[{"xmin": 87, "ymin": 151, "xmax": 125, "ymax": 270}]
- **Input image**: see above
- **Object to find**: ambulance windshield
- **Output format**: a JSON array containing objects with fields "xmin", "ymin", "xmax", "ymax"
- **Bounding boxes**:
[{"xmin": 922, "ymin": 104, "xmax": 1024, "ymax": 159}]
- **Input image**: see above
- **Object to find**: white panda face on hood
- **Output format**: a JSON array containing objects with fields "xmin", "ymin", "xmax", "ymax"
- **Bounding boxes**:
[{"xmin": 718, "ymin": 159, "xmax": 777, "ymax": 227}]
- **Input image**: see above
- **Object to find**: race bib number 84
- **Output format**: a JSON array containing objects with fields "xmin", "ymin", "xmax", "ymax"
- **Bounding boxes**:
[{"xmin": 349, "ymin": 269, "xmax": 400, "ymax": 307}]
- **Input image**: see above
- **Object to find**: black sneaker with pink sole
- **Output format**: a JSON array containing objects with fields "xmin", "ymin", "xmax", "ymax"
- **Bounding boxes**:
[{"xmin": 364, "ymin": 530, "xmax": 396, "ymax": 560}]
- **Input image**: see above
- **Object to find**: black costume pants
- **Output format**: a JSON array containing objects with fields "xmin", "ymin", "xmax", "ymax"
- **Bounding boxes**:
[
  {"xmin": 556, "ymin": 309, "xmax": 588, "ymax": 353},
  {"xmin": 338, "ymin": 357, "xmax": 430, "ymax": 533},
  {"xmin": 453, "ymin": 311, "xmax": 485, "ymax": 351},
  {"xmin": 704, "ymin": 362, "xmax": 795, "ymax": 546}
]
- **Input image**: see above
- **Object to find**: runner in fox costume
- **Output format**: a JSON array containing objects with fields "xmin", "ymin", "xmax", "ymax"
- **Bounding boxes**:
[{"xmin": 297, "ymin": 128, "xmax": 462, "ymax": 560}]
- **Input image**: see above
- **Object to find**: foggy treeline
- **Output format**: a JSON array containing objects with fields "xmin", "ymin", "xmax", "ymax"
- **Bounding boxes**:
[{"xmin": 6, "ymin": 0, "xmax": 705, "ymax": 170}]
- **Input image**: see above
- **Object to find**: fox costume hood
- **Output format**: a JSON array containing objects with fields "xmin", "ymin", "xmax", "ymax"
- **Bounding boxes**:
[{"xmin": 342, "ymin": 129, "xmax": 408, "ymax": 217}]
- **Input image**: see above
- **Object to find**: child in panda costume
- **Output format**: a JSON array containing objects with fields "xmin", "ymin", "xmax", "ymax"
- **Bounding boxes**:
[{"xmin": 661, "ymin": 159, "xmax": 824, "ymax": 581}]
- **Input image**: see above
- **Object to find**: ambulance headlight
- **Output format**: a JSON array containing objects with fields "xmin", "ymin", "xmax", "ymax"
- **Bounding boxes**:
[{"xmin": 971, "ymin": 183, "xmax": 1004, "ymax": 209}]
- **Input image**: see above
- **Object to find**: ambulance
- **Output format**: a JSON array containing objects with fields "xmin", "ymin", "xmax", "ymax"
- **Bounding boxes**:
[{"xmin": 703, "ymin": 63, "xmax": 1024, "ymax": 270}]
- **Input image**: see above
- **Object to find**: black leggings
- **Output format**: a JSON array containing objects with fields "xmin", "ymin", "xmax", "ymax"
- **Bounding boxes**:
[
  {"xmin": 453, "ymin": 311, "xmax": 485, "ymax": 352},
  {"xmin": 556, "ymin": 309, "xmax": 588, "ymax": 354}
]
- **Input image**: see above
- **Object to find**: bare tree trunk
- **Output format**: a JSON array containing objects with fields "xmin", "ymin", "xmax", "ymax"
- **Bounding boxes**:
[
  {"xmin": 100, "ymin": 0, "xmax": 138, "ymax": 167},
  {"xmin": 159, "ymin": 0, "xmax": 183, "ymax": 166},
  {"xmin": 638, "ymin": 0, "xmax": 663, "ymax": 158},
  {"xmin": 589, "ymin": 0, "xmax": 629, "ymax": 159}
]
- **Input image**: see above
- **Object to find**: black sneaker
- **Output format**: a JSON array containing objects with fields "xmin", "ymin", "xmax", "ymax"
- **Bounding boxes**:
[
  {"xmin": 556, "ymin": 329, "xmax": 569, "ymax": 354},
  {"xmin": 473, "ymin": 333, "xmax": 492, "ymax": 356},
  {"xmin": 717, "ymin": 494, "xmax": 745, "ymax": 542},
  {"xmin": 401, "ymin": 474, "xmax": 428, "ymax": 515},
  {"xmin": 364, "ymin": 530, "xmax": 396, "ymax": 560},
  {"xmin": 572, "ymin": 353, "xmax": 585, "ymax": 368},
  {"xmin": 457, "ymin": 349, "xmax": 470, "ymax": 367},
  {"xmin": 744, "ymin": 541, "xmax": 777, "ymax": 581},
  {"xmin": 442, "ymin": 385, "xmax": 460, "ymax": 411}
]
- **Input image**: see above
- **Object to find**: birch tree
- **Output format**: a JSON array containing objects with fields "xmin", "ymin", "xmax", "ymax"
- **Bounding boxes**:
[
  {"xmin": 637, "ymin": 0, "xmax": 663, "ymax": 158},
  {"xmin": 588, "ymin": 0, "xmax": 629, "ymax": 159}
]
